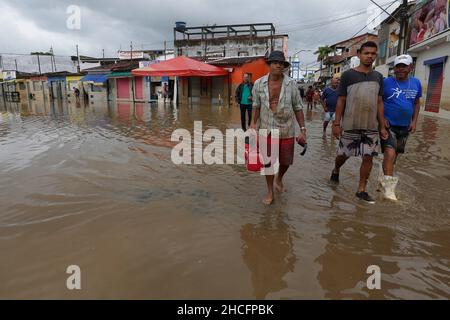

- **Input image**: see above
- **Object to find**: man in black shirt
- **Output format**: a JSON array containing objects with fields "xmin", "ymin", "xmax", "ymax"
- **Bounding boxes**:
[{"xmin": 331, "ymin": 41, "xmax": 388, "ymax": 204}]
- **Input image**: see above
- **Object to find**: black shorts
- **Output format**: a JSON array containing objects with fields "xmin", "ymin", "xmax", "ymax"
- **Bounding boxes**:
[{"xmin": 381, "ymin": 126, "xmax": 410, "ymax": 154}]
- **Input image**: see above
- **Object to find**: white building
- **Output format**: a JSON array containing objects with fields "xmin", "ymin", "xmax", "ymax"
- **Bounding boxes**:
[
  {"xmin": 0, "ymin": 53, "xmax": 78, "ymax": 74},
  {"xmin": 408, "ymin": 0, "xmax": 450, "ymax": 117},
  {"xmin": 173, "ymin": 23, "xmax": 288, "ymax": 61}
]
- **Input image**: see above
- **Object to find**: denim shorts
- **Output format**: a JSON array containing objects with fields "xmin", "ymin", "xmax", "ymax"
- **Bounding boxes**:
[
  {"xmin": 381, "ymin": 126, "xmax": 410, "ymax": 154},
  {"xmin": 324, "ymin": 112, "xmax": 336, "ymax": 122}
]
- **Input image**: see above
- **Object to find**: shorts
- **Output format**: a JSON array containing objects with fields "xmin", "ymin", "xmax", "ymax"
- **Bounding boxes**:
[
  {"xmin": 381, "ymin": 126, "xmax": 409, "ymax": 154},
  {"xmin": 324, "ymin": 112, "xmax": 336, "ymax": 122},
  {"xmin": 261, "ymin": 134, "xmax": 295, "ymax": 167},
  {"xmin": 337, "ymin": 130, "xmax": 380, "ymax": 158}
]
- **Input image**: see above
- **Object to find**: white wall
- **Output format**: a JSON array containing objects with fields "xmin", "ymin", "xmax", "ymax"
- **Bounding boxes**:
[
  {"xmin": 375, "ymin": 64, "xmax": 390, "ymax": 78},
  {"xmin": 176, "ymin": 36, "xmax": 287, "ymax": 58},
  {"xmin": 413, "ymin": 41, "xmax": 450, "ymax": 114}
]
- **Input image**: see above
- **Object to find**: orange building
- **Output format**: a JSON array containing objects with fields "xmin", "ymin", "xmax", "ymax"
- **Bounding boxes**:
[{"xmin": 209, "ymin": 56, "xmax": 270, "ymax": 104}]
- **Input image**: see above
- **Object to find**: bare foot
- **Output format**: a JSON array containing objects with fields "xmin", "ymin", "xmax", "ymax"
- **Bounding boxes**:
[
  {"xmin": 275, "ymin": 177, "xmax": 285, "ymax": 193},
  {"xmin": 262, "ymin": 193, "xmax": 274, "ymax": 205}
]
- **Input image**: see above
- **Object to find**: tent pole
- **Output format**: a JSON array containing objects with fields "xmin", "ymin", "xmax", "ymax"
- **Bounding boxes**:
[{"xmin": 173, "ymin": 76, "xmax": 178, "ymax": 108}]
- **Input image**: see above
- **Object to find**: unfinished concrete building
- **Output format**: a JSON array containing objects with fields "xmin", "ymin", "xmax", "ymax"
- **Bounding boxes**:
[{"xmin": 173, "ymin": 23, "xmax": 288, "ymax": 61}]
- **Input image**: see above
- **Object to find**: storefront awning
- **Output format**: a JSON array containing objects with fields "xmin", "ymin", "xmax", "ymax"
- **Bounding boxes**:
[
  {"xmin": 48, "ymin": 76, "xmax": 66, "ymax": 83},
  {"xmin": 423, "ymin": 56, "xmax": 448, "ymax": 66},
  {"xmin": 132, "ymin": 56, "xmax": 229, "ymax": 77},
  {"xmin": 80, "ymin": 74, "xmax": 109, "ymax": 84},
  {"xmin": 66, "ymin": 76, "xmax": 83, "ymax": 82}
]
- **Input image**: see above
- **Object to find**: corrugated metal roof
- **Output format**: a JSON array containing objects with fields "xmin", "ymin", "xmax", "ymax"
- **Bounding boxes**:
[
  {"xmin": 83, "ymin": 60, "xmax": 140, "ymax": 73},
  {"xmin": 208, "ymin": 56, "xmax": 265, "ymax": 66}
]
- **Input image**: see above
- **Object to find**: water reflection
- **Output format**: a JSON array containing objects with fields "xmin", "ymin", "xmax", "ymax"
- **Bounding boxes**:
[
  {"xmin": 316, "ymin": 216, "xmax": 399, "ymax": 299},
  {"xmin": 0, "ymin": 97, "xmax": 449, "ymax": 299},
  {"xmin": 241, "ymin": 210, "xmax": 297, "ymax": 299}
]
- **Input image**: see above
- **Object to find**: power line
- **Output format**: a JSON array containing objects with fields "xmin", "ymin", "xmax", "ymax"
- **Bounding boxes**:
[
  {"xmin": 277, "ymin": 0, "xmax": 395, "ymax": 29},
  {"xmin": 286, "ymin": 0, "xmax": 398, "ymax": 59},
  {"xmin": 277, "ymin": 0, "xmax": 396, "ymax": 33},
  {"xmin": 342, "ymin": 0, "xmax": 399, "ymax": 50}
]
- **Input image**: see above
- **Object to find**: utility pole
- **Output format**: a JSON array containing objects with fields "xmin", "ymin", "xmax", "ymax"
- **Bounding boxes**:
[
  {"xmin": 50, "ymin": 46, "xmax": 57, "ymax": 72},
  {"xmin": 76, "ymin": 45, "xmax": 80, "ymax": 73},
  {"xmin": 289, "ymin": 56, "xmax": 293, "ymax": 77},
  {"xmin": 37, "ymin": 54, "xmax": 41, "ymax": 75},
  {"xmin": 102, "ymin": 49, "xmax": 105, "ymax": 59},
  {"xmin": 50, "ymin": 47, "xmax": 54, "ymax": 72},
  {"xmin": 164, "ymin": 41, "xmax": 167, "ymax": 61},
  {"xmin": 130, "ymin": 41, "xmax": 133, "ymax": 62},
  {"xmin": 397, "ymin": 0, "xmax": 408, "ymax": 55},
  {"xmin": 15, "ymin": 59, "xmax": 18, "ymax": 72}
]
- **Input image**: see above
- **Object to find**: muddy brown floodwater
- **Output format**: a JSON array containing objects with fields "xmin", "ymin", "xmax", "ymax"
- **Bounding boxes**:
[{"xmin": 0, "ymin": 99, "xmax": 449, "ymax": 299}]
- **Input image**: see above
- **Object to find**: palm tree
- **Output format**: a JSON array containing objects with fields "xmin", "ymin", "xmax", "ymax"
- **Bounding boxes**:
[{"xmin": 314, "ymin": 46, "xmax": 333, "ymax": 79}]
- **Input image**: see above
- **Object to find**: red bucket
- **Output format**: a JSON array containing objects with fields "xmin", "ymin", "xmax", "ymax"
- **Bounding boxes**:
[{"xmin": 245, "ymin": 137, "xmax": 263, "ymax": 172}]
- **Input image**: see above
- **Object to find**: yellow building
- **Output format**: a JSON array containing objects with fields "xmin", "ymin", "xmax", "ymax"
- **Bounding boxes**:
[{"xmin": 66, "ymin": 75, "xmax": 83, "ymax": 103}]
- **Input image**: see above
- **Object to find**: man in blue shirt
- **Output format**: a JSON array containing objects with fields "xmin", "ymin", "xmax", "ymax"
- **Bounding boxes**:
[
  {"xmin": 235, "ymin": 73, "xmax": 253, "ymax": 131},
  {"xmin": 381, "ymin": 54, "xmax": 422, "ymax": 200},
  {"xmin": 321, "ymin": 77, "xmax": 339, "ymax": 137}
]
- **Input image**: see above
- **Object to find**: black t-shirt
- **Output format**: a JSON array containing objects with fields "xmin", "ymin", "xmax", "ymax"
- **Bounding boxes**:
[{"xmin": 337, "ymin": 69, "xmax": 384, "ymax": 131}]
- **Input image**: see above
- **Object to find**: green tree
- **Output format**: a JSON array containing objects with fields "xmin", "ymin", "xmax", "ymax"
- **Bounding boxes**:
[{"xmin": 314, "ymin": 46, "xmax": 333, "ymax": 79}]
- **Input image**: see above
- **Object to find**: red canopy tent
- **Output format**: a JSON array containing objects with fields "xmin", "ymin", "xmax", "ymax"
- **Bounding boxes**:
[{"xmin": 131, "ymin": 56, "xmax": 229, "ymax": 77}]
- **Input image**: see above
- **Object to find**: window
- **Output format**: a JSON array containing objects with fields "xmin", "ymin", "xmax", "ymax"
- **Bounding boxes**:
[
  {"xmin": 388, "ymin": 32, "xmax": 399, "ymax": 57},
  {"xmin": 19, "ymin": 83, "xmax": 26, "ymax": 90},
  {"xmin": 379, "ymin": 40, "xmax": 387, "ymax": 59},
  {"xmin": 33, "ymin": 81, "xmax": 42, "ymax": 91},
  {"xmin": 91, "ymin": 84, "xmax": 103, "ymax": 93}
]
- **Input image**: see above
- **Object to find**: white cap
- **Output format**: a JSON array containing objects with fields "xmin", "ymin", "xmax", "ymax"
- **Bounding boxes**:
[{"xmin": 394, "ymin": 54, "xmax": 413, "ymax": 67}]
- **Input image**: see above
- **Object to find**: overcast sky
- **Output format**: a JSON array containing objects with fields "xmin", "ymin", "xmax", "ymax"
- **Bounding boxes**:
[{"xmin": 0, "ymin": 0, "xmax": 401, "ymax": 68}]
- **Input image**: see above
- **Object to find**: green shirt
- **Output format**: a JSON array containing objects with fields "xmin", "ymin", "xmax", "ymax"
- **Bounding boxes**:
[{"xmin": 241, "ymin": 84, "xmax": 252, "ymax": 105}]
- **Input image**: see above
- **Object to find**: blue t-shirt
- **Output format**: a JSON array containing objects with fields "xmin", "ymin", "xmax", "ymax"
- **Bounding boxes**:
[
  {"xmin": 383, "ymin": 77, "xmax": 422, "ymax": 127},
  {"xmin": 321, "ymin": 87, "xmax": 338, "ymax": 112},
  {"xmin": 241, "ymin": 84, "xmax": 252, "ymax": 105}
]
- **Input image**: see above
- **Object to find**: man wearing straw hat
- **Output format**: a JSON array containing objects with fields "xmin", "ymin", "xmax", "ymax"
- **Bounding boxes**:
[{"xmin": 250, "ymin": 50, "xmax": 307, "ymax": 205}]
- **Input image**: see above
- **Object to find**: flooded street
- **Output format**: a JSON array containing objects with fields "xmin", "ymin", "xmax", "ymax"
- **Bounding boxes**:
[{"xmin": 0, "ymin": 99, "xmax": 449, "ymax": 300}]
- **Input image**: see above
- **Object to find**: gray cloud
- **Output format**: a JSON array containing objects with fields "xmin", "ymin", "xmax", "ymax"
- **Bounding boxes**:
[{"xmin": 0, "ymin": 0, "xmax": 401, "ymax": 66}]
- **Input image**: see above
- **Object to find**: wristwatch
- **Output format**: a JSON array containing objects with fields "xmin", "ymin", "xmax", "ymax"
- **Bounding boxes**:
[{"xmin": 300, "ymin": 127, "xmax": 307, "ymax": 132}]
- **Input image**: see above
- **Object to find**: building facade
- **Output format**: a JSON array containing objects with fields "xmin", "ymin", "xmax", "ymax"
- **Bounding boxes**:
[
  {"xmin": 375, "ymin": 2, "xmax": 416, "ymax": 77},
  {"xmin": 408, "ymin": 0, "xmax": 450, "ymax": 115},
  {"xmin": 174, "ymin": 23, "xmax": 288, "ymax": 61},
  {"xmin": 209, "ymin": 56, "xmax": 270, "ymax": 104},
  {"xmin": 375, "ymin": 0, "xmax": 450, "ymax": 116},
  {"xmin": 323, "ymin": 33, "xmax": 379, "ymax": 82}
]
